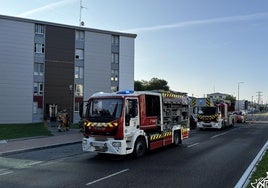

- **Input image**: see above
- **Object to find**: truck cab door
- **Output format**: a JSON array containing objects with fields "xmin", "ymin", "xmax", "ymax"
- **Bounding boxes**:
[{"xmin": 124, "ymin": 98, "xmax": 139, "ymax": 137}]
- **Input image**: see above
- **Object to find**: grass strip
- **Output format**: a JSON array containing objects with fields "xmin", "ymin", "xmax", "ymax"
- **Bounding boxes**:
[
  {"xmin": 0, "ymin": 123, "xmax": 52, "ymax": 140},
  {"xmin": 247, "ymin": 150, "xmax": 268, "ymax": 187}
]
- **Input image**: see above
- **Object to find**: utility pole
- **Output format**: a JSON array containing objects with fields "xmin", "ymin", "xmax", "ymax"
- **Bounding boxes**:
[
  {"xmin": 237, "ymin": 82, "xmax": 244, "ymax": 111},
  {"xmin": 79, "ymin": 0, "xmax": 85, "ymax": 26},
  {"xmin": 256, "ymin": 91, "xmax": 263, "ymax": 104}
]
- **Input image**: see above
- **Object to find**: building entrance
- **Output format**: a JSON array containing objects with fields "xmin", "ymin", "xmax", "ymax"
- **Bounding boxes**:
[{"xmin": 46, "ymin": 104, "xmax": 58, "ymax": 121}]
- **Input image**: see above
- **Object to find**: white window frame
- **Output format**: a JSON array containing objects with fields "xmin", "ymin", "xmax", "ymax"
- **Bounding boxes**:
[
  {"xmin": 75, "ymin": 66, "xmax": 84, "ymax": 79},
  {"xmin": 75, "ymin": 84, "xmax": 83, "ymax": 97},
  {"xmin": 34, "ymin": 63, "xmax": 44, "ymax": 76},
  {"xmin": 112, "ymin": 53, "xmax": 119, "ymax": 64},
  {"xmin": 112, "ymin": 35, "xmax": 119, "ymax": 45},
  {"xmin": 34, "ymin": 82, "xmax": 44, "ymax": 95},
  {"xmin": 35, "ymin": 24, "xmax": 45, "ymax": 34},
  {"xmin": 33, "ymin": 102, "xmax": 38, "ymax": 114},
  {"xmin": 35, "ymin": 43, "xmax": 45, "ymax": 53},
  {"xmin": 75, "ymin": 30, "xmax": 84, "ymax": 41}
]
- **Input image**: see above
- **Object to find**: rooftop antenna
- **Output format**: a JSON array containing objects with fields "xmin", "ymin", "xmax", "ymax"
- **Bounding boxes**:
[{"xmin": 79, "ymin": 0, "xmax": 85, "ymax": 26}]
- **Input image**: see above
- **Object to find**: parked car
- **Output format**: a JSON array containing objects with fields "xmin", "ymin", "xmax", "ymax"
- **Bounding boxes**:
[{"xmin": 233, "ymin": 111, "xmax": 247, "ymax": 123}]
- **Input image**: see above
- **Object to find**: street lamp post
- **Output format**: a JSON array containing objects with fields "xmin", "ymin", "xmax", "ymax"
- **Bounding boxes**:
[{"xmin": 237, "ymin": 82, "xmax": 244, "ymax": 111}]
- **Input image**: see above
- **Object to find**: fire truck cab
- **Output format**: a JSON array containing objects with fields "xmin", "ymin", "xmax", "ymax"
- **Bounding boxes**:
[
  {"xmin": 80, "ymin": 90, "xmax": 190, "ymax": 157},
  {"xmin": 197, "ymin": 102, "xmax": 235, "ymax": 129}
]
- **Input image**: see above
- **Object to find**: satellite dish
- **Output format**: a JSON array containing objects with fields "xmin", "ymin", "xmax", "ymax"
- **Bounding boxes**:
[{"xmin": 80, "ymin": 21, "xmax": 84, "ymax": 26}]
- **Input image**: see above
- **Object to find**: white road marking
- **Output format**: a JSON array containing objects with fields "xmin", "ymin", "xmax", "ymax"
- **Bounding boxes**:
[
  {"xmin": 210, "ymin": 132, "xmax": 228, "ymax": 139},
  {"xmin": 39, "ymin": 159, "xmax": 65, "ymax": 166},
  {"xmin": 28, "ymin": 161, "xmax": 43, "ymax": 166},
  {"xmin": 188, "ymin": 143, "xmax": 200, "ymax": 148},
  {"xmin": 86, "ymin": 169, "xmax": 129, "ymax": 186},
  {"xmin": 0, "ymin": 170, "xmax": 13, "ymax": 176},
  {"xmin": 0, "ymin": 157, "xmax": 43, "ymax": 169}
]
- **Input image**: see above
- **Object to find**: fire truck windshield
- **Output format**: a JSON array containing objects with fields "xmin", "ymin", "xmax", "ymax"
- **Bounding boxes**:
[
  {"xmin": 86, "ymin": 98, "xmax": 123, "ymax": 122},
  {"xmin": 199, "ymin": 107, "xmax": 218, "ymax": 115}
]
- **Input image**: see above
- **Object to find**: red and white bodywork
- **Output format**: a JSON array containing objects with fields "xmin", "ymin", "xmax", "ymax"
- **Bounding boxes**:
[
  {"xmin": 197, "ymin": 102, "xmax": 235, "ymax": 129},
  {"xmin": 80, "ymin": 90, "xmax": 190, "ymax": 157}
]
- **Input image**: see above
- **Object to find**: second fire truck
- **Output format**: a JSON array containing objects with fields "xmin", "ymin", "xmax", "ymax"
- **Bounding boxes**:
[
  {"xmin": 80, "ymin": 90, "xmax": 190, "ymax": 157},
  {"xmin": 197, "ymin": 101, "xmax": 235, "ymax": 129}
]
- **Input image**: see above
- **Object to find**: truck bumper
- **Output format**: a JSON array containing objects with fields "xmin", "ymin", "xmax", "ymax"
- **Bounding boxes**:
[
  {"xmin": 82, "ymin": 137, "xmax": 131, "ymax": 155},
  {"xmin": 197, "ymin": 122, "xmax": 222, "ymax": 129}
]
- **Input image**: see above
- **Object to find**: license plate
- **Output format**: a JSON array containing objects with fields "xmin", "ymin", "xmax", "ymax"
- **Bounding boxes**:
[
  {"xmin": 91, "ymin": 141, "xmax": 105, "ymax": 147},
  {"xmin": 82, "ymin": 140, "xmax": 87, "ymax": 144}
]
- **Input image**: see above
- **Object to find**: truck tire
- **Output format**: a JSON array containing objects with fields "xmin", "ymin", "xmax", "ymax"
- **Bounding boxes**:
[
  {"xmin": 174, "ymin": 131, "xmax": 181, "ymax": 146},
  {"xmin": 133, "ymin": 137, "xmax": 146, "ymax": 158}
]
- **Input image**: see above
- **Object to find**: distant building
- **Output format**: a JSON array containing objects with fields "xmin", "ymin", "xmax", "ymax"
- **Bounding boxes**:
[
  {"xmin": 236, "ymin": 100, "xmax": 247, "ymax": 111},
  {"xmin": 207, "ymin": 92, "xmax": 229, "ymax": 101},
  {"xmin": 0, "ymin": 15, "xmax": 136, "ymax": 124}
]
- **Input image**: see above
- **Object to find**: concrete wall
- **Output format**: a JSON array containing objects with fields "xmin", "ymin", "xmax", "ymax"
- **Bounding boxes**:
[
  {"xmin": 0, "ymin": 19, "xmax": 34, "ymax": 123},
  {"xmin": 84, "ymin": 31, "xmax": 111, "ymax": 100},
  {"xmin": 119, "ymin": 36, "xmax": 135, "ymax": 91}
]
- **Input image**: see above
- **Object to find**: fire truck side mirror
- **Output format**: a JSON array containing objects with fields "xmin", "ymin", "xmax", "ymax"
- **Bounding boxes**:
[{"xmin": 79, "ymin": 102, "xmax": 84, "ymax": 118}]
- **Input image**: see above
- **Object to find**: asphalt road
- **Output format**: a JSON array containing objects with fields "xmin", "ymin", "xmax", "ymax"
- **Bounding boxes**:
[{"xmin": 0, "ymin": 123, "xmax": 267, "ymax": 188}]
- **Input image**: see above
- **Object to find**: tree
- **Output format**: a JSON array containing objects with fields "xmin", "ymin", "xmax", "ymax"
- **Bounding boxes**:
[
  {"xmin": 134, "ymin": 78, "xmax": 170, "ymax": 91},
  {"xmin": 134, "ymin": 80, "xmax": 146, "ymax": 91},
  {"xmin": 225, "ymin": 95, "xmax": 236, "ymax": 111},
  {"xmin": 225, "ymin": 95, "xmax": 236, "ymax": 102}
]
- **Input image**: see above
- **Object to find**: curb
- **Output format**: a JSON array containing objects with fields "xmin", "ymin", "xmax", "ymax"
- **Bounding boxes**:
[
  {"xmin": 0, "ymin": 141, "xmax": 81, "ymax": 156},
  {"xmin": 246, "ymin": 121, "xmax": 268, "ymax": 124},
  {"xmin": 235, "ymin": 140, "xmax": 268, "ymax": 188}
]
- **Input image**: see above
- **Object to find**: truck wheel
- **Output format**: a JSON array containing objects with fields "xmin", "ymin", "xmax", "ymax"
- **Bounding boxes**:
[
  {"xmin": 133, "ymin": 137, "xmax": 146, "ymax": 158},
  {"xmin": 174, "ymin": 131, "xmax": 181, "ymax": 146}
]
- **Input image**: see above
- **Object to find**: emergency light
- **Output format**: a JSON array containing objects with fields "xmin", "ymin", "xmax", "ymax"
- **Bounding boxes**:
[{"xmin": 116, "ymin": 90, "xmax": 134, "ymax": 94}]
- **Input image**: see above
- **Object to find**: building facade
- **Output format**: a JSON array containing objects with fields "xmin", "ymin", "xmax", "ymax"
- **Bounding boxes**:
[
  {"xmin": 207, "ymin": 92, "xmax": 229, "ymax": 102},
  {"xmin": 0, "ymin": 15, "xmax": 136, "ymax": 124}
]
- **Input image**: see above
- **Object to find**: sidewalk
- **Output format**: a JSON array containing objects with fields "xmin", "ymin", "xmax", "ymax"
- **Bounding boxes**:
[{"xmin": 0, "ymin": 122, "xmax": 83, "ymax": 156}]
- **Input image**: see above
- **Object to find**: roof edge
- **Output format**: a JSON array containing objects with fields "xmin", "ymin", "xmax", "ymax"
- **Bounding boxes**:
[{"xmin": 0, "ymin": 14, "xmax": 137, "ymax": 38}]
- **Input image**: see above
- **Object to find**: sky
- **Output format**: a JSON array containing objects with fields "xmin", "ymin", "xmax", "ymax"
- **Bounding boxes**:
[{"xmin": 1, "ymin": 0, "xmax": 268, "ymax": 102}]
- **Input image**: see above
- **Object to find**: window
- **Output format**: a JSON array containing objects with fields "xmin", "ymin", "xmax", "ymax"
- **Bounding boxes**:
[
  {"xmin": 35, "ymin": 43, "xmax": 45, "ymax": 53},
  {"xmin": 75, "ymin": 49, "xmax": 84, "ymax": 60},
  {"xmin": 75, "ymin": 84, "xmax": 83, "ymax": 96},
  {"xmin": 75, "ymin": 66, "xmax": 84, "ymax": 79},
  {"xmin": 76, "ymin": 30, "xmax": 84, "ymax": 40},
  {"xmin": 111, "ymin": 76, "xmax": 118, "ymax": 81},
  {"xmin": 111, "ymin": 86, "xmax": 118, "ymax": 92},
  {"xmin": 35, "ymin": 24, "xmax": 45, "ymax": 34},
  {"xmin": 33, "ymin": 102, "xmax": 38, "ymax": 114},
  {"xmin": 34, "ymin": 82, "xmax": 43, "ymax": 95},
  {"xmin": 112, "ymin": 53, "xmax": 119, "ymax": 64},
  {"xmin": 34, "ymin": 63, "xmax": 44, "ymax": 76},
  {"xmin": 74, "ymin": 102, "xmax": 80, "ymax": 112},
  {"xmin": 111, "ymin": 69, "xmax": 119, "ymax": 81},
  {"xmin": 112, "ymin": 35, "xmax": 119, "ymax": 45},
  {"xmin": 145, "ymin": 95, "xmax": 160, "ymax": 117}
]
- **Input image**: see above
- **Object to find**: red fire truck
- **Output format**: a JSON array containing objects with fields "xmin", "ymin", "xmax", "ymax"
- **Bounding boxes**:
[
  {"xmin": 197, "ymin": 102, "xmax": 235, "ymax": 129},
  {"xmin": 80, "ymin": 90, "xmax": 190, "ymax": 157}
]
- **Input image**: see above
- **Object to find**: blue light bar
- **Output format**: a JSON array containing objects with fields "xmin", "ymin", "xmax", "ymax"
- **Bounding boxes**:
[{"xmin": 116, "ymin": 90, "xmax": 134, "ymax": 94}]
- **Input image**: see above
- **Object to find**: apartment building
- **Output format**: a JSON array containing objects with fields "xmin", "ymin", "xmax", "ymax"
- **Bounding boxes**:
[{"xmin": 0, "ymin": 15, "xmax": 136, "ymax": 124}]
